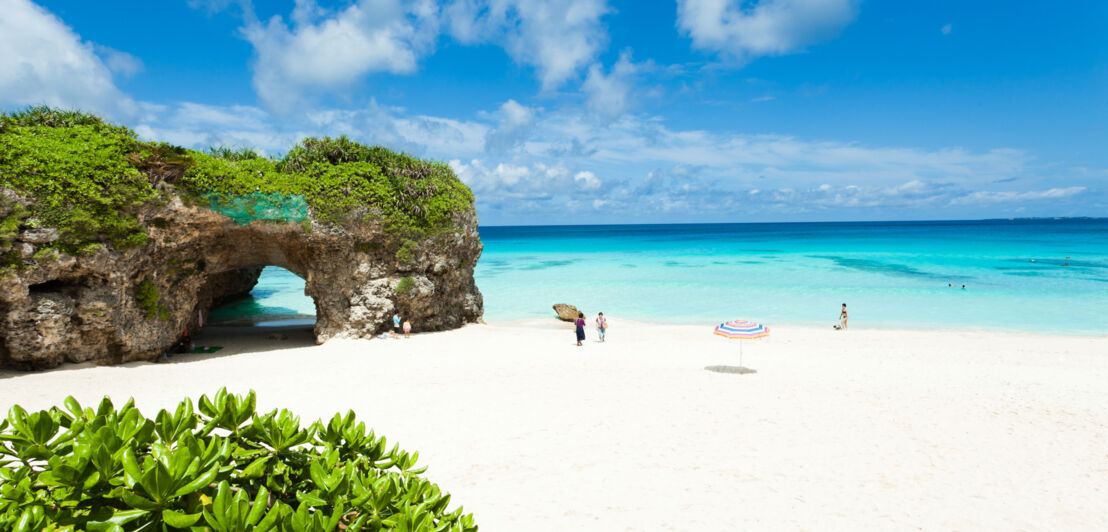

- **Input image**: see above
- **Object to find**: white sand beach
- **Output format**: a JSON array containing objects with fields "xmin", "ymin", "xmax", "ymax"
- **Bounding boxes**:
[{"xmin": 2, "ymin": 320, "xmax": 1106, "ymax": 531}]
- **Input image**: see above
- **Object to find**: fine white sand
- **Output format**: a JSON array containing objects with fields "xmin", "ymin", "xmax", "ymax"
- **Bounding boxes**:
[{"xmin": 2, "ymin": 320, "xmax": 1106, "ymax": 530}]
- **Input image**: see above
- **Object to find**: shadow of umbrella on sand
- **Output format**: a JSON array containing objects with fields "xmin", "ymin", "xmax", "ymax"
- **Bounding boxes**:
[{"xmin": 708, "ymin": 320, "xmax": 769, "ymax": 375}]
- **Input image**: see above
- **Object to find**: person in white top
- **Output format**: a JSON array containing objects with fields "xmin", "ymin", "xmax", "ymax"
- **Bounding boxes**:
[{"xmin": 595, "ymin": 312, "xmax": 608, "ymax": 342}]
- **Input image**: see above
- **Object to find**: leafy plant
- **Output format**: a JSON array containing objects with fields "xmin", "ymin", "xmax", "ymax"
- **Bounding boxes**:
[
  {"xmin": 0, "ymin": 106, "xmax": 105, "ymax": 129},
  {"xmin": 135, "ymin": 279, "xmax": 170, "ymax": 320},
  {"xmin": 207, "ymin": 146, "xmax": 262, "ymax": 162},
  {"xmin": 0, "ymin": 118, "xmax": 156, "ymax": 254},
  {"xmin": 395, "ymin": 240, "xmax": 418, "ymax": 263},
  {"xmin": 395, "ymin": 277, "xmax": 414, "ymax": 295},
  {"xmin": 0, "ymin": 389, "xmax": 477, "ymax": 531}
]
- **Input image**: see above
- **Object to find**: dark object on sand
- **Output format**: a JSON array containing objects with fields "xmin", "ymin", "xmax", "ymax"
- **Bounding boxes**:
[{"xmin": 553, "ymin": 303, "xmax": 582, "ymax": 322}]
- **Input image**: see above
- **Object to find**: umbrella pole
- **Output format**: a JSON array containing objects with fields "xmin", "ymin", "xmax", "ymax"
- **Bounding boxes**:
[{"xmin": 740, "ymin": 339, "xmax": 744, "ymax": 367}]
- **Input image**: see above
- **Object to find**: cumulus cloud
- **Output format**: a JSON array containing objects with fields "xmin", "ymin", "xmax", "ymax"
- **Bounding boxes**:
[
  {"xmin": 582, "ymin": 51, "xmax": 642, "ymax": 118},
  {"xmin": 0, "ymin": 0, "xmax": 138, "ymax": 118},
  {"xmin": 485, "ymin": 99, "xmax": 537, "ymax": 152},
  {"xmin": 450, "ymin": 159, "xmax": 571, "ymax": 200},
  {"xmin": 444, "ymin": 0, "xmax": 610, "ymax": 88},
  {"xmin": 676, "ymin": 0, "xmax": 859, "ymax": 63},
  {"xmin": 574, "ymin": 170, "xmax": 602, "ymax": 190},
  {"xmin": 241, "ymin": 0, "xmax": 440, "ymax": 111}
]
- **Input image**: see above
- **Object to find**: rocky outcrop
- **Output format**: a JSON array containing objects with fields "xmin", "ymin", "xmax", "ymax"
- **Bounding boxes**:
[
  {"xmin": 553, "ymin": 304, "xmax": 581, "ymax": 322},
  {"xmin": 0, "ymin": 194, "xmax": 483, "ymax": 370}
]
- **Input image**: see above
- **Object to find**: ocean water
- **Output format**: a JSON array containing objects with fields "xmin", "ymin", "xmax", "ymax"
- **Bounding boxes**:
[
  {"xmin": 209, "ymin": 267, "xmax": 315, "ymax": 324},
  {"xmin": 218, "ymin": 219, "xmax": 1108, "ymax": 334},
  {"xmin": 476, "ymin": 219, "xmax": 1108, "ymax": 334}
]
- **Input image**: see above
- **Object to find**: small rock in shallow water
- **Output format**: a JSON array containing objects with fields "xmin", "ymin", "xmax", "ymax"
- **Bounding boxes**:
[{"xmin": 552, "ymin": 303, "xmax": 581, "ymax": 322}]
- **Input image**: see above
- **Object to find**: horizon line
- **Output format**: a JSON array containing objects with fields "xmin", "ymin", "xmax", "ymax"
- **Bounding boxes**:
[{"xmin": 476, "ymin": 216, "xmax": 1106, "ymax": 228}]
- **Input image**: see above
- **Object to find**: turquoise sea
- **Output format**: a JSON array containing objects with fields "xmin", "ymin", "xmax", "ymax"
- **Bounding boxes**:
[{"xmin": 216, "ymin": 219, "xmax": 1108, "ymax": 334}]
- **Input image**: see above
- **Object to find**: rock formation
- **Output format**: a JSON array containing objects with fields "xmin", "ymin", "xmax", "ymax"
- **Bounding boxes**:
[
  {"xmin": 0, "ymin": 193, "xmax": 483, "ymax": 370},
  {"xmin": 0, "ymin": 109, "xmax": 483, "ymax": 370},
  {"xmin": 552, "ymin": 303, "xmax": 582, "ymax": 322}
]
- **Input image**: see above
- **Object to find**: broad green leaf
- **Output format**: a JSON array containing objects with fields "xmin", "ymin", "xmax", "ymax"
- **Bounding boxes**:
[
  {"xmin": 161, "ymin": 509, "xmax": 202, "ymax": 528},
  {"xmin": 174, "ymin": 464, "xmax": 218, "ymax": 498}
]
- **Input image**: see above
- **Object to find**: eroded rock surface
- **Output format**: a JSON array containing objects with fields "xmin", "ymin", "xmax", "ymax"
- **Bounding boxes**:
[
  {"xmin": 0, "ymin": 195, "xmax": 483, "ymax": 370},
  {"xmin": 553, "ymin": 303, "xmax": 582, "ymax": 322}
]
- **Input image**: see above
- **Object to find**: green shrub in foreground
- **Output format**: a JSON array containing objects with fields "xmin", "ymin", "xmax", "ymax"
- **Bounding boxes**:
[{"xmin": 0, "ymin": 389, "xmax": 477, "ymax": 531}]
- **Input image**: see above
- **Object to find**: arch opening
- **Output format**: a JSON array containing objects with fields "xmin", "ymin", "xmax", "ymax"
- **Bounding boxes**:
[{"xmin": 208, "ymin": 266, "xmax": 316, "ymax": 327}]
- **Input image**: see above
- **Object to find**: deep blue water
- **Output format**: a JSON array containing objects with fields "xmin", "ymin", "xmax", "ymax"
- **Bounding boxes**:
[{"xmin": 219, "ymin": 219, "xmax": 1108, "ymax": 333}]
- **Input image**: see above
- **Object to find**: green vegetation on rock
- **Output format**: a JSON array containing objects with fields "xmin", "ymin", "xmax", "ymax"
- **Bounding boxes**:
[
  {"xmin": 395, "ymin": 276, "xmax": 414, "ymax": 295},
  {"xmin": 0, "ymin": 107, "xmax": 476, "ymax": 269},
  {"xmin": 181, "ymin": 136, "xmax": 474, "ymax": 234},
  {"xmin": 395, "ymin": 239, "xmax": 418, "ymax": 263},
  {"xmin": 135, "ymin": 279, "xmax": 170, "ymax": 320},
  {"xmin": 0, "ymin": 109, "xmax": 157, "ymax": 256},
  {"xmin": 0, "ymin": 389, "xmax": 477, "ymax": 531}
]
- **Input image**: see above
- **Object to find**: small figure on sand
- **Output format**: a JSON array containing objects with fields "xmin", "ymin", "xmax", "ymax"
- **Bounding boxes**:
[
  {"xmin": 393, "ymin": 313, "xmax": 401, "ymax": 337},
  {"xmin": 596, "ymin": 312, "xmax": 607, "ymax": 342},
  {"xmin": 839, "ymin": 303, "xmax": 848, "ymax": 330},
  {"xmin": 175, "ymin": 330, "xmax": 194, "ymax": 353},
  {"xmin": 575, "ymin": 312, "xmax": 586, "ymax": 346},
  {"xmin": 403, "ymin": 319, "xmax": 412, "ymax": 338}
]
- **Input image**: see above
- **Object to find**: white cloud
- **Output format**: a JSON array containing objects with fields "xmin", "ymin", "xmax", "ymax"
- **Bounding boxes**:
[
  {"xmin": 241, "ymin": 0, "xmax": 440, "ymax": 111},
  {"xmin": 582, "ymin": 50, "xmax": 641, "ymax": 118},
  {"xmin": 444, "ymin": 0, "xmax": 610, "ymax": 88},
  {"xmin": 574, "ymin": 170, "xmax": 602, "ymax": 190},
  {"xmin": 941, "ymin": 23, "xmax": 953, "ymax": 35},
  {"xmin": 950, "ymin": 187, "xmax": 1086, "ymax": 205},
  {"xmin": 485, "ymin": 99, "xmax": 536, "ymax": 152},
  {"xmin": 0, "ymin": 0, "xmax": 138, "ymax": 119},
  {"xmin": 677, "ymin": 0, "xmax": 859, "ymax": 63},
  {"xmin": 93, "ymin": 45, "xmax": 144, "ymax": 78}
]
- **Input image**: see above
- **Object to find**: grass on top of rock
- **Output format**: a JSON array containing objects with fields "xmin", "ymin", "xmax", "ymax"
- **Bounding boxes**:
[{"xmin": 0, "ymin": 107, "xmax": 475, "ymax": 269}]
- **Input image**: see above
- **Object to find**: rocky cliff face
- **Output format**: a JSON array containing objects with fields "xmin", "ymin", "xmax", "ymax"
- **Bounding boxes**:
[{"xmin": 0, "ymin": 193, "xmax": 483, "ymax": 370}]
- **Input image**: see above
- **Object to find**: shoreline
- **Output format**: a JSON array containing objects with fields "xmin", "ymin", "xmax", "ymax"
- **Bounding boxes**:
[
  {"xmin": 208, "ymin": 313, "xmax": 1108, "ymax": 339},
  {"xmin": 482, "ymin": 316, "xmax": 1108, "ymax": 339}
]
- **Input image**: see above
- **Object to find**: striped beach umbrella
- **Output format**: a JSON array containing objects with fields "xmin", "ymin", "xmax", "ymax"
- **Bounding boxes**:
[{"xmin": 714, "ymin": 320, "xmax": 769, "ymax": 368}]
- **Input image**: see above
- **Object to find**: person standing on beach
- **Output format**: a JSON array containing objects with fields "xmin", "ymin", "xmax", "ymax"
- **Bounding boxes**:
[
  {"xmin": 403, "ymin": 319, "xmax": 412, "ymax": 338},
  {"xmin": 575, "ymin": 312, "xmax": 586, "ymax": 346},
  {"xmin": 596, "ymin": 312, "xmax": 607, "ymax": 342},
  {"xmin": 839, "ymin": 303, "xmax": 848, "ymax": 330},
  {"xmin": 393, "ymin": 313, "xmax": 401, "ymax": 337}
]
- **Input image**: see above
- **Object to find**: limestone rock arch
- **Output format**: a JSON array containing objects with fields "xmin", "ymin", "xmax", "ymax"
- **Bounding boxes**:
[{"xmin": 0, "ymin": 196, "xmax": 483, "ymax": 370}]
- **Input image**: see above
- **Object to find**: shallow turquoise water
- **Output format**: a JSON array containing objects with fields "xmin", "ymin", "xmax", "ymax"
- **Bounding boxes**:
[
  {"xmin": 476, "ymin": 220, "xmax": 1108, "ymax": 333},
  {"xmin": 209, "ymin": 267, "xmax": 315, "ymax": 324},
  {"xmin": 217, "ymin": 219, "xmax": 1108, "ymax": 334}
]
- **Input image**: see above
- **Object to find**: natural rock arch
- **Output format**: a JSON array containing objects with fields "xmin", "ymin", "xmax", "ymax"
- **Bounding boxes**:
[
  {"xmin": 0, "ymin": 108, "xmax": 483, "ymax": 370},
  {"xmin": 0, "ymin": 196, "xmax": 483, "ymax": 370}
]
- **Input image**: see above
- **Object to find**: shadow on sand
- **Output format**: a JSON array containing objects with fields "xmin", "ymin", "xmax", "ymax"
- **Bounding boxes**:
[
  {"xmin": 0, "ymin": 324, "xmax": 317, "ymax": 380},
  {"xmin": 704, "ymin": 365, "xmax": 757, "ymax": 375}
]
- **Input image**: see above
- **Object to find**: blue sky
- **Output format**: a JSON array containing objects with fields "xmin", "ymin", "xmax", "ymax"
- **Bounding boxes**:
[{"xmin": 2, "ymin": 0, "xmax": 1105, "ymax": 225}]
